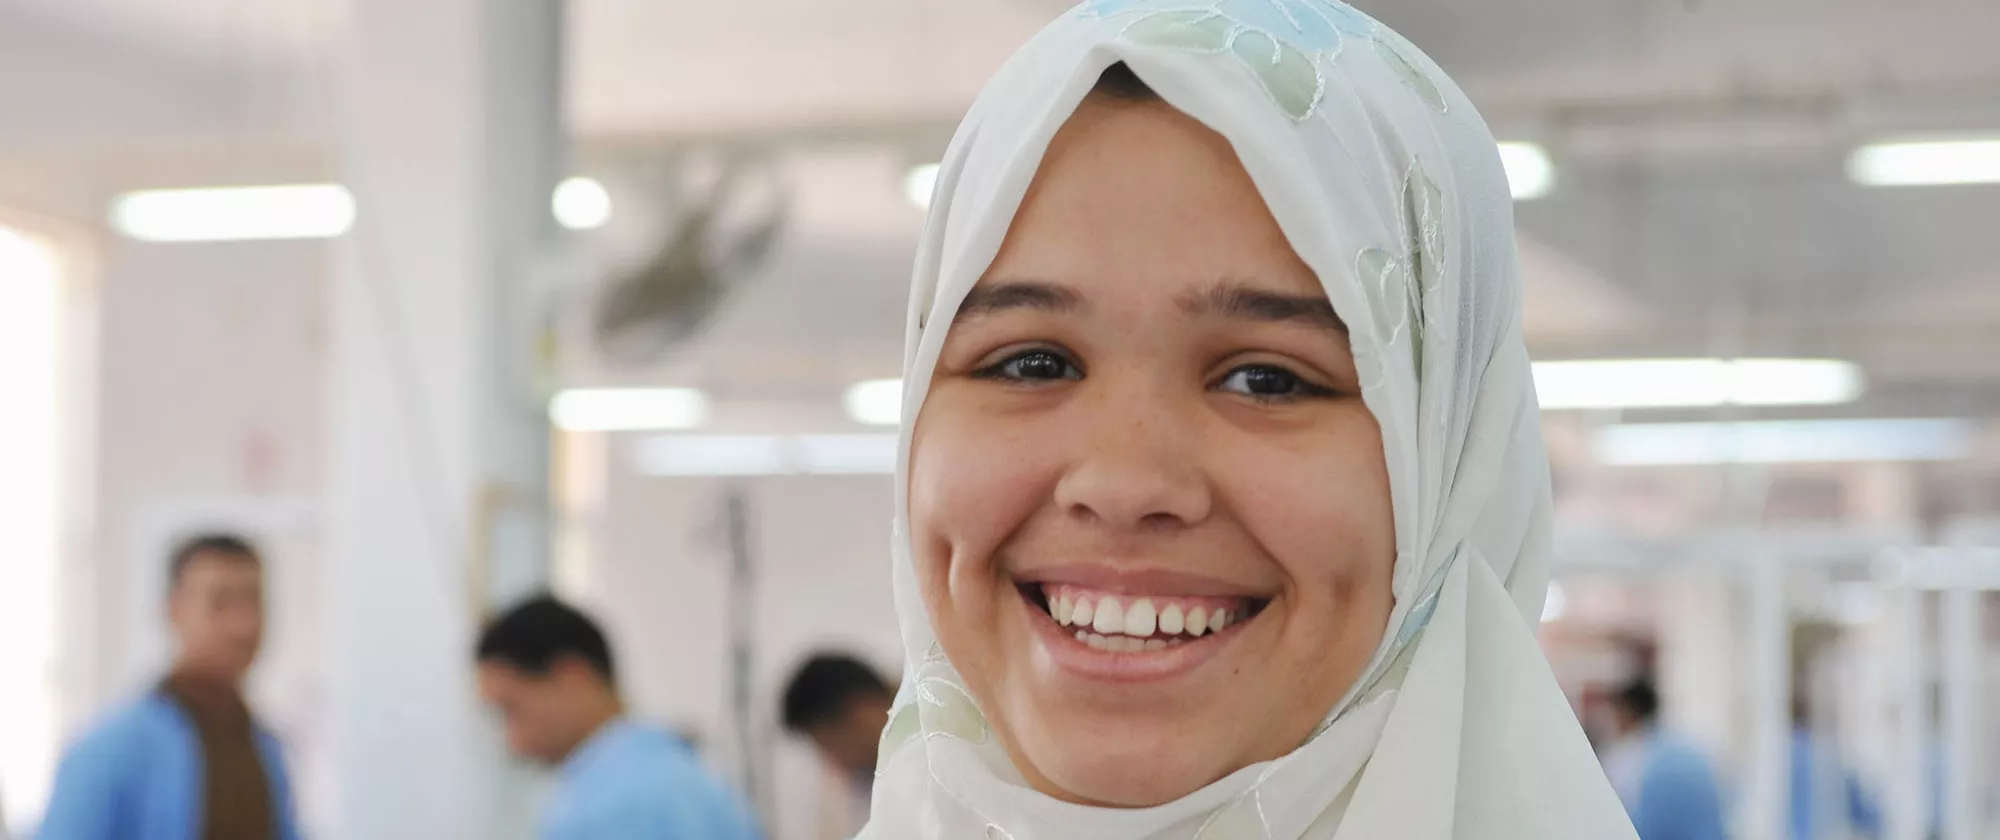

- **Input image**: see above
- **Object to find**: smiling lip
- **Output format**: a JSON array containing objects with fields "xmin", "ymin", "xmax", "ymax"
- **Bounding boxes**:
[
  {"xmin": 1012, "ymin": 564, "xmax": 1274, "ymax": 599},
  {"xmin": 1017, "ymin": 584, "xmax": 1259, "ymax": 684}
]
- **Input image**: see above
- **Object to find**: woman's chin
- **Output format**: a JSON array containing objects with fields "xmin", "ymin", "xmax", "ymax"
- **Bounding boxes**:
[
  {"xmin": 1035, "ymin": 752, "xmax": 1218, "ymax": 808},
  {"xmin": 1008, "ymin": 710, "xmax": 1242, "ymax": 808}
]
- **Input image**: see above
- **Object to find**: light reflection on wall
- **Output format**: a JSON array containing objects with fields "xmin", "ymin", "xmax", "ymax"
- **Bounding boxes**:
[{"xmin": 0, "ymin": 225, "xmax": 60, "ymax": 834}]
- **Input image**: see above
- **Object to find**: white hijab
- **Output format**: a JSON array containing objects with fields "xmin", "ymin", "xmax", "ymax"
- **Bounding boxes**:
[{"xmin": 867, "ymin": 2, "xmax": 1638, "ymax": 838}]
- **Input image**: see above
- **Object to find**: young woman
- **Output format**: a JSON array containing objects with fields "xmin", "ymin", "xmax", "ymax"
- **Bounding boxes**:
[{"xmin": 866, "ymin": 2, "xmax": 1639, "ymax": 837}]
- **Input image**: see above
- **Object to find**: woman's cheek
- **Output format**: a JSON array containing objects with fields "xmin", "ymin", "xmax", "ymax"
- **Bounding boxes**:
[{"xmin": 912, "ymin": 405, "xmax": 1009, "ymax": 570}]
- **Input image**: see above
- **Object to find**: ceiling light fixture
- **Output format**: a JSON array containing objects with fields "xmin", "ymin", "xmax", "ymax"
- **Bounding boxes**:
[
  {"xmin": 1533, "ymin": 358, "xmax": 1863, "ymax": 410},
  {"xmin": 632, "ymin": 434, "xmax": 899, "ymax": 477},
  {"xmin": 553, "ymin": 177, "xmax": 612, "ymax": 230},
  {"xmin": 903, "ymin": 163, "xmax": 942, "ymax": 211},
  {"xmin": 112, "ymin": 185, "xmax": 356, "ymax": 242},
  {"xmin": 1848, "ymin": 138, "xmax": 2000, "ymax": 187},
  {"xmin": 844, "ymin": 378, "xmax": 905, "ymax": 426},
  {"xmin": 549, "ymin": 388, "xmax": 706, "ymax": 432},
  {"xmin": 1498, "ymin": 142, "xmax": 1555, "ymax": 201},
  {"xmin": 1593, "ymin": 418, "xmax": 1975, "ymax": 466}
]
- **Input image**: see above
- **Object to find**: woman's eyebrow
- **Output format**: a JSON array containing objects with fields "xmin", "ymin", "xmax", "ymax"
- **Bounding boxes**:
[
  {"xmin": 953, "ymin": 280, "xmax": 1084, "ymax": 323},
  {"xmin": 1177, "ymin": 279, "xmax": 1347, "ymax": 333}
]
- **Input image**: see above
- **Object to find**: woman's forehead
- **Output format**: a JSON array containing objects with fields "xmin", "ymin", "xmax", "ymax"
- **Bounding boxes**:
[{"xmin": 952, "ymin": 96, "xmax": 1334, "ymax": 318}]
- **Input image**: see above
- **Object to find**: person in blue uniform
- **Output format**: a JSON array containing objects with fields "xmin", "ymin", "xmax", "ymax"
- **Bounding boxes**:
[
  {"xmin": 1601, "ymin": 678, "xmax": 1730, "ymax": 840},
  {"xmin": 780, "ymin": 652, "xmax": 893, "ymax": 826},
  {"xmin": 474, "ymin": 595, "xmax": 762, "ymax": 840},
  {"xmin": 37, "ymin": 534, "xmax": 303, "ymax": 840}
]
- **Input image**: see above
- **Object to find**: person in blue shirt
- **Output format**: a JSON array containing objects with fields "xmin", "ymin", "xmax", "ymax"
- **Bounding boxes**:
[
  {"xmin": 473, "ymin": 594, "xmax": 762, "ymax": 840},
  {"xmin": 780, "ymin": 652, "xmax": 893, "ymax": 833},
  {"xmin": 1787, "ymin": 696, "xmax": 1883, "ymax": 840},
  {"xmin": 37, "ymin": 533, "xmax": 303, "ymax": 840},
  {"xmin": 1600, "ymin": 678, "xmax": 1731, "ymax": 840}
]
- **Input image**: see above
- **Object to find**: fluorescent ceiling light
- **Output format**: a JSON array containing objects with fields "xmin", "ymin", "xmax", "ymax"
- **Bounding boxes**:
[
  {"xmin": 904, "ymin": 164, "xmax": 941, "ymax": 210},
  {"xmin": 844, "ymin": 378, "xmax": 904, "ymax": 426},
  {"xmin": 553, "ymin": 177, "xmax": 612, "ymax": 230},
  {"xmin": 1593, "ymin": 418, "xmax": 1974, "ymax": 466},
  {"xmin": 1498, "ymin": 142, "xmax": 1555, "ymax": 201},
  {"xmin": 1533, "ymin": 358, "xmax": 1862, "ymax": 410},
  {"xmin": 1848, "ymin": 139, "xmax": 2000, "ymax": 187},
  {"xmin": 633, "ymin": 434, "xmax": 899, "ymax": 477},
  {"xmin": 549, "ymin": 388, "xmax": 705, "ymax": 432},
  {"xmin": 112, "ymin": 184, "xmax": 356, "ymax": 242}
]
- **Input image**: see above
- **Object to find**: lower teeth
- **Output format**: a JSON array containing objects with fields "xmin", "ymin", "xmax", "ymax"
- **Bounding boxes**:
[{"xmin": 1073, "ymin": 630, "xmax": 1185, "ymax": 652}]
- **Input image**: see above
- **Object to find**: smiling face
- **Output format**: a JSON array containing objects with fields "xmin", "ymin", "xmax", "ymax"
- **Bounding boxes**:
[{"xmin": 907, "ymin": 90, "xmax": 1397, "ymax": 807}]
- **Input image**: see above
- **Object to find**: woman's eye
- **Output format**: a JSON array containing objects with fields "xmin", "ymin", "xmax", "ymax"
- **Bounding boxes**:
[
  {"xmin": 978, "ymin": 349, "xmax": 1081, "ymax": 383},
  {"xmin": 1216, "ymin": 364, "xmax": 1331, "ymax": 400}
]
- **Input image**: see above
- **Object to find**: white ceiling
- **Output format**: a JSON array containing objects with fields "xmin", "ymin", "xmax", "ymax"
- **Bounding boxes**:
[{"xmin": 1, "ymin": 0, "xmax": 1997, "ymax": 421}]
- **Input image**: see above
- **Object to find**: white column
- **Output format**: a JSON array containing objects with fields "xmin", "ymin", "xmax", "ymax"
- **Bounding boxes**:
[
  {"xmin": 1742, "ymin": 549, "xmax": 1791, "ymax": 840},
  {"xmin": 1657, "ymin": 576, "xmax": 1739, "ymax": 755},
  {"xmin": 1886, "ymin": 581, "xmax": 1931, "ymax": 840},
  {"xmin": 1938, "ymin": 547, "xmax": 1987, "ymax": 840},
  {"xmin": 326, "ymin": 1, "xmax": 562, "ymax": 838}
]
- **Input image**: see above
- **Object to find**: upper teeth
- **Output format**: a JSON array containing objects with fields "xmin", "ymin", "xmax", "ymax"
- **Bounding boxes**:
[
  {"xmin": 1048, "ymin": 590, "xmax": 1242, "ymax": 639},
  {"xmin": 1092, "ymin": 597, "xmax": 1124, "ymax": 635},
  {"xmin": 1125, "ymin": 599, "xmax": 1157, "ymax": 637}
]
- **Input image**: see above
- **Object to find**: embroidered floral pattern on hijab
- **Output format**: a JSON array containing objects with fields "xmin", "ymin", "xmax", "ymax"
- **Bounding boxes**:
[
  {"xmin": 1357, "ymin": 161, "xmax": 1445, "ymax": 380},
  {"xmin": 1082, "ymin": 0, "xmax": 1375, "ymax": 120},
  {"xmin": 1084, "ymin": 0, "xmax": 1450, "ymax": 122}
]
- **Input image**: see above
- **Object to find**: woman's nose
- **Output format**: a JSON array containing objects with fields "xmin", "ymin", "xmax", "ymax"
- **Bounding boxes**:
[{"xmin": 1051, "ymin": 387, "xmax": 1211, "ymax": 531}]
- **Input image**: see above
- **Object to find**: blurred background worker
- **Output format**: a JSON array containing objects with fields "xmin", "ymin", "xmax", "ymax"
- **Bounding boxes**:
[
  {"xmin": 36, "ymin": 535, "xmax": 302, "ymax": 840},
  {"xmin": 474, "ymin": 594, "xmax": 762, "ymax": 840},
  {"xmin": 1601, "ymin": 678, "xmax": 1730, "ymax": 840},
  {"xmin": 1789, "ymin": 695, "xmax": 1884, "ymax": 840},
  {"xmin": 780, "ymin": 653, "xmax": 895, "ymax": 835}
]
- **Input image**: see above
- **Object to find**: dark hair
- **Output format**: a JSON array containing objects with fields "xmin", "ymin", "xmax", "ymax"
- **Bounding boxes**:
[
  {"xmin": 1093, "ymin": 61, "xmax": 1160, "ymax": 102},
  {"xmin": 168, "ymin": 533, "xmax": 261, "ymax": 592},
  {"xmin": 475, "ymin": 594, "xmax": 617, "ymax": 684},
  {"xmin": 782, "ymin": 653, "xmax": 892, "ymax": 733},
  {"xmin": 1614, "ymin": 678, "xmax": 1660, "ymax": 724}
]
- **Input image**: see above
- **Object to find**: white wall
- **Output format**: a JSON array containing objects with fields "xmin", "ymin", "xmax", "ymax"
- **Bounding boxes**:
[
  {"xmin": 73, "ymin": 238, "xmax": 334, "ymax": 831},
  {"xmin": 89, "ymin": 238, "xmax": 328, "ymax": 701},
  {"xmin": 578, "ymin": 448, "xmax": 903, "ymax": 840},
  {"xmin": 92, "ymin": 238, "xmax": 329, "ymax": 692}
]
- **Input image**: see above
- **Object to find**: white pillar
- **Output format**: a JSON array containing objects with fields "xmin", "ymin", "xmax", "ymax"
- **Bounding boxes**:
[
  {"xmin": 1886, "ymin": 581, "xmax": 1931, "ymax": 840},
  {"xmin": 1938, "ymin": 545, "xmax": 1988, "ymax": 840},
  {"xmin": 326, "ymin": 1, "xmax": 562, "ymax": 838},
  {"xmin": 1742, "ymin": 549, "xmax": 1792, "ymax": 840},
  {"xmin": 1657, "ymin": 576, "xmax": 1739, "ymax": 754}
]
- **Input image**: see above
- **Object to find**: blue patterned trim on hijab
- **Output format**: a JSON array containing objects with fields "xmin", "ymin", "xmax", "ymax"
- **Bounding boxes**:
[
  {"xmin": 1079, "ymin": 0, "xmax": 1379, "ymax": 120},
  {"xmin": 1083, "ymin": 0, "xmax": 1375, "ymax": 52}
]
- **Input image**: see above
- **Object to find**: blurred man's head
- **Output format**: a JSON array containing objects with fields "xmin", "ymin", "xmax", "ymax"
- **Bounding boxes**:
[
  {"xmin": 782, "ymin": 653, "xmax": 894, "ymax": 779},
  {"xmin": 1610, "ymin": 677, "xmax": 1661, "ymax": 736},
  {"xmin": 474, "ymin": 595, "xmax": 622, "ymax": 766},
  {"xmin": 167, "ymin": 534, "xmax": 266, "ymax": 683}
]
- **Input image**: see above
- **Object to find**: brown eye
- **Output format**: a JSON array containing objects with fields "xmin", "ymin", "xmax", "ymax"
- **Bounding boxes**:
[
  {"xmin": 1215, "ymin": 364, "xmax": 1334, "ymax": 402},
  {"xmin": 977, "ymin": 349, "xmax": 1082, "ymax": 383}
]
